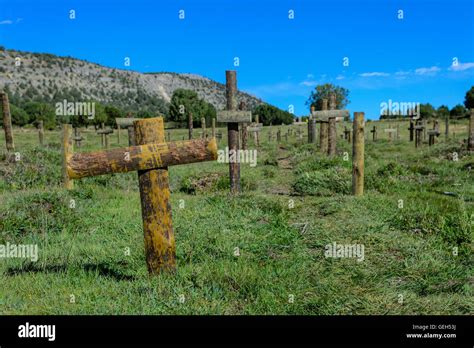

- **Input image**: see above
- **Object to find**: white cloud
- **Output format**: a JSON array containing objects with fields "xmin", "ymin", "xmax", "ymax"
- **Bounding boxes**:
[
  {"xmin": 395, "ymin": 71, "xmax": 410, "ymax": 76},
  {"xmin": 449, "ymin": 62, "xmax": 474, "ymax": 71},
  {"xmin": 0, "ymin": 20, "xmax": 13, "ymax": 25},
  {"xmin": 359, "ymin": 72, "xmax": 390, "ymax": 77},
  {"xmin": 336, "ymin": 75, "xmax": 345, "ymax": 80},
  {"xmin": 306, "ymin": 73, "xmax": 314, "ymax": 79},
  {"xmin": 414, "ymin": 66, "xmax": 440, "ymax": 75},
  {"xmin": 300, "ymin": 80, "xmax": 317, "ymax": 87}
]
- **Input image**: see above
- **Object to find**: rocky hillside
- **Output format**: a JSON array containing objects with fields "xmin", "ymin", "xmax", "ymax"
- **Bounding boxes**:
[{"xmin": 0, "ymin": 47, "xmax": 263, "ymax": 113}]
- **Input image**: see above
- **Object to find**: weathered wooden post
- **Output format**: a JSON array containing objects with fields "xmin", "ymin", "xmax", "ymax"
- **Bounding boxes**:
[
  {"xmin": 1, "ymin": 91, "xmax": 14, "ymax": 152},
  {"xmin": 308, "ymin": 106, "xmax": 316, "ymax": 144},
  {"xmin": 344, "ymin": 126, "xmax": 351, "ymax": 143},
  {"xmin": 352, "ymin": 112, "xmax": 364, "ymax": 196},
  {"xmin": 415, "ymin": 122, "xmax": 424, "ymax": 148},
  {"xmin": 371, "ymin": 125, "xmax": 377, "ymax": 141},
  {"xmin": 62, "ymin": 124, "xmax": 73, "ymax": 189},
  {"xmin": 167, "ymin": 131, "xmax": 171, "ymax": 142},
  {"xmin": 328, "ymin": 94, "xmax": 337, "ymax": 156},
  {"xmin": 38, "ymin": 120, "xmax": 44, "ymax": 146},
  {"xmin": 254, "ymin": 115, "xmax": 260, "ymax": 147},
  {"xmin": 422, "ymin": 119, "xmax": 427, "ymax": 140},
  {"xmin": 201, "ymin": 117, "xmax": 207, "ymax": 139},
  {"xmin": 385, "ymin": 128, "xmax": 396, "ymax": 142},
  {"xmin": 64, "ymin": 117, "xmax": 217, "ymax": 274},
  {"xmin": 212, "ymin": 118, "xmax": 216, "ymax": 139},
  {"xmin": 97, "ymin": 128, "xmax": 113, "ymax": 149},
  {"xmin": 468, "ymin": 109, "xmax": 474, "ymax": 151},
  {"xmin": 320, "ymin": 99, "xmax": 329, "ymax": 154},
  {"xmin": 312, "ymin": 99, "xmax": 348, "ymax": 156},
  {"xmin": 408, "ymin": 121, "xmax": 415, "ymax": 141},
  {"xmin": 73, "ymin": 127, "xmax": 83, "ymax": 148},
  {"xmin": 216, "ymin": 71, "xmax": 252, "ymax": 194},
  {"xmin": 445, "ymin": 116, "xmax": 449, "ymax": 140},
  {"xmin": 188, "ymin": 112, "xmax": 193, "ymax": 140}
]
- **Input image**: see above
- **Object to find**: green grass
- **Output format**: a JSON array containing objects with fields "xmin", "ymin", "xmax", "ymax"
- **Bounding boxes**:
[{"xmin": 0, "ymin": 120, "xmax": 472, "ymax": 314}]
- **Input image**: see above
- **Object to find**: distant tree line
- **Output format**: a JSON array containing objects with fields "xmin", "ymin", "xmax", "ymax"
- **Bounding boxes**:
[{"xmin": 380, "ymin": 86, "xmax": 474, "ymax": 120}]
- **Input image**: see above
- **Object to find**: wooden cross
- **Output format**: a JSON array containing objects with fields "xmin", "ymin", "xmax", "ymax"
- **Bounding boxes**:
[
  {"xmin": 248, "ymin": 122, "xmax": 262, "ymax": 147},
  {"xmin": 216, "ymin": 70, "xmax": 252, "ymax": 194},
  {"xmin": 116, "ymin": 117, "xmax": 139, "ymax": 146},
  {"xmin": 384, "ymin": 128, "xmax": 397, "ymax": 141},
  {"xmin": 73, "ymin": 127, "xmax": 84, "ymax": 148},
  {"xmin": 414, "ymin": 123, "xmax": 424, "ymax": 148},
  {"xmin": 370, "ymin": 125, "xmax": 377, "ymax": 141},
  {"xmin": 38, "ymin": 120, "xmax": 45, "ymax": 146},
  {"xmin": 62, "ymin": 117, "xmax": 217, "ymax": 274},
  {"xmin": 408, "ymin": 121, "xmax": 415, "ymax": 142},
  {"xmin": 344, "ymin": 126, "xmax": 351, "ymax": 143},
  {"xmin": 97, "ymin": 127, "xmax": 113, "ymax": 149},
  {"xmin": 428, "ymin": 129, "xmax": 440, "ymax": 146},
  {"xmin": 312, "ymin": 96, "xmax": 349, "ymax": 155},
  {"xmin": 469, "ymin": 109, "xmax": 474, "ymax": 151},
  {"xmin": 277, "ymin": 128, "xmax": 281, "ymax": 142}
]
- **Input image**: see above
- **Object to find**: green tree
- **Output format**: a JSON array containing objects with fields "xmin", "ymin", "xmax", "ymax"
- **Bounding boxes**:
[
  {"xmin": 253, "ymin": 104, "xmax": 294, "ymax": 126},
  {"xmin": 104, "ymin": 105, "xmax": 124, "ymax": 127},
  {"xmin": 464, "ymin": 86, "xmax": 474, "ymax": 109},
  {"xmin": 450, "ymin": 104, "xmax": 467, "ymax": 119},
  {"xmin": 419, "ymin": 103, "xmax": 436, "ymax": 119},
  {"xmin": 305, "ymin": 83, "xmax": 350, "ymax": 111},
  {"xmin": 23, "ymin": 102, "xmax": 56, "ymax": 129},
  {"xmin": 10, "ymin": 104, "xmax": 29, "ymax": 126},
  {"xmin": 437, "ymin": 105, "xmax": 450, "ymax": 119},
  {"xmin": 168, "ymin": 89, "xmax": 214, "ymax": 126}
]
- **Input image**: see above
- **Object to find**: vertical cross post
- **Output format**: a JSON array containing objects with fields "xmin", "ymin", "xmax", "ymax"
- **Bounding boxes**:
[
  {"xmin": 352, "ymin": 112, "xmax": 365, "ymax": 196},
  {"xmin": 320, "ymin": 99, "xmax": 329, "ymax": 154},
  {"xmin": 468, "ymin": 109, "xmax": 474, "ymax": 151},
  {"xmin": 226, "ymin": 70, "xmax": 240, "ymax": 194},
  {"xmin": 201, "ymin": 117, "xmax": 206, "ymax": 139},
  {"xmin": 62, "ymin": 124, "xmax": 73, "ymax": 189},
  {"xmin": 134, "ymin": 118, "xmax": 176, "ymax": 273},
  {"xmin": 128, "ymin": 126, "xmax": 135, "ymax": 146},
  {"xmin": 445, "ymin": 116, "xmax": 449, "ymax": 140},
  {"xmin": 1, "ymin": 91, "xmax": 14, "ymax": 152},
  {"xmin": 212, "ymin": 118, "xmax": 216, "ymax": 139},
  {"xmin": 240, "ymin": 102, "xmax": 248, "ymax": 150},
  {"xmin": 328, "ymin": 94, "xmax": 337, "ymax": 156},
  {"xmin": 371, "ymin": 125, "xmax": 377, "ymax": 141},
  {"xmin": 117, "ymin": 125, "xmax": 121, "ymax": 144},
  {"xmin": 255, "ymin": 114, "xmax": 260, "ymax": 147},
  {"xmin": 38, "ymin": 120, "xmax": 44, "ymax": 146},
  {"xmin": 408, "ymin": 121, "xmax": 414, "ymax": 141},
  {"xmin": 277, "ymin": 128, "xmax": 281, "ymax": 142}
]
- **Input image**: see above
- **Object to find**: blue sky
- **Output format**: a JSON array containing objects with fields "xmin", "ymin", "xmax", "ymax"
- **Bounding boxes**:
[{"xmin": 0, "ymin": 0, "xmax": 473, "ymax": 119}]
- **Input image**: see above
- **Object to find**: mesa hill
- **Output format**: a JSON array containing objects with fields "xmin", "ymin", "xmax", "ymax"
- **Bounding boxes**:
[{"xmin": 0, "ymin": 47, "xmax": 264, "ymax": 114}]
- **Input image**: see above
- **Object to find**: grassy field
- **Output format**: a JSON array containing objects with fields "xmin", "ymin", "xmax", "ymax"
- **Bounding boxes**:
[{"xmin": 0, "ymin": 119, "xmax": 472, "ymax": 315}]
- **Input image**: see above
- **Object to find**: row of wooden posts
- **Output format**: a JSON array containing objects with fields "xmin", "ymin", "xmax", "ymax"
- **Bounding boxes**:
[{"xmin": 3, "ymin": 83, "xmax": 474, "ymax": 275}]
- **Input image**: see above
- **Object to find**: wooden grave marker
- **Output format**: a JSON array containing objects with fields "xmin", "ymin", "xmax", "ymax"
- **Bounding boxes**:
[
  {"xmin": 38, "ymin": 120, "xmax": 44, "ymax": 146},
  {"xmin": 352, "ymin": 112, "xmax": 365, "ymax": 196},
  {"xmin": 1, "ymin": 91, "xmax": 14, "ymax": 152},
  {"xmin": 384, "ymin": 128, "xmax": 397, "ymax": 141},
  {"xmin": 469, "ymin": 109, "xmax": 474, "ymax": 151},
  {"xmin": 63, "ymin": 117, "xmax": 217, "ymax": 274},
  {"xmin": 216, "ymin": 70, "xmax": 252, "ymax": 194},
  {"xmin": 312, "ymin": 96, "xmax": 349, "ymax": 155},
  {"xmin": 370, "ymin": 125, "xmax": 377, "ymax": 141}
]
